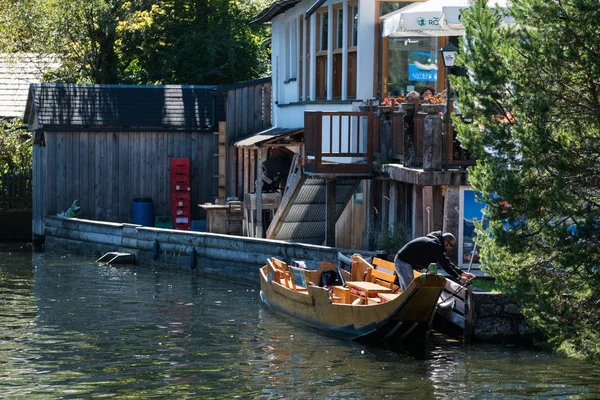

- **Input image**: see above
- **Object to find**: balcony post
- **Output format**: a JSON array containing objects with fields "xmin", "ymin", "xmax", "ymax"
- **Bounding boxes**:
[
  {"xmin": 379, "ymin": 107, "xmax": 392, "ymax": 164},
  {"xmin": 422, "ymin": 105, "xmax": 443, "ymax": 171},
  {"xmin": 402, "ymin": 103, "xmax": 417, "ymax": 167}
]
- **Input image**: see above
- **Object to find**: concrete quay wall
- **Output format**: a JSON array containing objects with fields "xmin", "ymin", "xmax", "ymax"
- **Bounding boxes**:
[{"xmin": 43, "ymin": 216, "xmax": 378, "ymax": 283}]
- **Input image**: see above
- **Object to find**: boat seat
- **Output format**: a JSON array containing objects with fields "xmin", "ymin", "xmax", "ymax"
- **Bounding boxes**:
[
  {"xmin": 370, "ymin": 268, "xmax": 396, "ymax": 289},
  {"xmin": 268, "ymin": 258, "xmax": 293, "ymax": 289},
  {"xmin": 288, "ymin": 265, "xmax": 310, "ymax": 291},
  {"xmin": 372, "ymin": 257, "xmax": 395, "ymax": 274},
  {"xmin": 346, "ymin": 281, "xmax": 394, "ymax": 303},
  {"xmin": 330, "ymin": 286, "xmax": 351, "ymax": 304},
  {"xmin": 378, "ymin": 293, "xmax": 400, "ymax": 303},
  {"xmin": 350, "ymin": 254, "xmax": 373, "ymax": 281}
]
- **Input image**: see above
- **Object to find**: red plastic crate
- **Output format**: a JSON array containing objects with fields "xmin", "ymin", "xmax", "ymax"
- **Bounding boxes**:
[
  {"xmin": 173, "ymin": 223, "xmax": 191, "ymax": 231},
  {"xmin": 170, "ymin": 177, "xmax": 191, "ymax": 192},
  {"xmin": 170, "ymin": 168, "xmax": 190, "ymax": 178},
  {"xmin": 172, "ymin": 207, "xmax": 191, "ymax": 217},
  {"xmin": 170, "ymin": 192, "xmax": 191, "ymax": 207},
  {"xmin": 170, "ymin": 158, "xmax": 190, "ymax": 170}
]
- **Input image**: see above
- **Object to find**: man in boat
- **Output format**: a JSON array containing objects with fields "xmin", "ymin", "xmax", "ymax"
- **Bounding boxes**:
[{"xmin": 394, "ymin": 231, "xmax": 475, "ymax": 291}]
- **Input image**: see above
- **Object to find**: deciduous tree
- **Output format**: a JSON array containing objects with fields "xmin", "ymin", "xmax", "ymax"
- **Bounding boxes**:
[{"xmin": 0, "ymin": 0, "xmax": 270, "ymax": 84}]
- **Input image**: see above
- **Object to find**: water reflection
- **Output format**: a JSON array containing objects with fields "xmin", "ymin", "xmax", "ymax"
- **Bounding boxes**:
[{"xmin": 0, "ymin": 245, "xmax": 598, "ymax": 399}]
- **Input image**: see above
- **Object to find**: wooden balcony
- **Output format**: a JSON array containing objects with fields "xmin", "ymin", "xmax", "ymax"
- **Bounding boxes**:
[
  {"xmin": 376, "ymin": 102, "xmax": 476, "ymax": 169},
  {"xmin": 303, "ymin": 103, "xmax": 475, "ymax": 176},
  {"xmin": 304, "ymin": 110, "xmax": 374, "ymax": 176}
]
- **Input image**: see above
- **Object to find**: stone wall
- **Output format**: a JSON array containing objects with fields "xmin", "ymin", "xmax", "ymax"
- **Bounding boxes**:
[{"xmin": 472, "ymin": 291, "xmax": 538, "ymax": 343}]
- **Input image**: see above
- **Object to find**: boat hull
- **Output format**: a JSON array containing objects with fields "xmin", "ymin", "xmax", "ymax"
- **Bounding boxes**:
[{"xmin": 259, "ymin": 265, "xmax": 446, "ymax": 343}]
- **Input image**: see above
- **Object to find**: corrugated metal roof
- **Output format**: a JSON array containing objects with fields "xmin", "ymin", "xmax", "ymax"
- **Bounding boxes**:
[
  {"xmin": 0, "ymin": 54, "xmax": 59, "ymax": 118},
  {"xmin": 24, "ymin": 83, "xmax": 224, "ymax": 131},
  {"xmin": 250, "ymin": 0, "xmax": 302, "ymax": 26},
  {"xmin": 270, "ymin": 177, "xmax": 360, "ymax": 244},
  {"xmin": 234, "ymin": 126, "xmax": 303, "ymax": 148}
]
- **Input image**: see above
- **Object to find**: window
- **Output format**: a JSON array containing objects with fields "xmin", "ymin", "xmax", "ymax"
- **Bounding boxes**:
[
  {"xmin": 335, "ymin": 8, "xmax": 344, "ymax": 49},
  {"xmin": 319, "ymin": 11, "xmax": 328, "ymax": 51},
  {"xmin": 386, "ymin": 37, "xmax": 439, "ymax": 96},
  {"xmin": 303, "ymin": 15, "xmax": 310, "ymax": 101},
  {"xmin": 332, "ymin": 6, "xmax": 344, "ymax": 98},
  {"xmin": 350, "ymin": 5, "xmax": 358, "ymax": 48},
  {"xmin": 316, "ymin": 10, "xmax": 329, "ymax": 98},
  {"xmin": 347, "ymin": 3, "xmax": 358, "ymax": 98},
  {"xmin": 299, "ymin": 15, "xmax": 305, "ymax": 100},
  {"xmin": 459, "ymin": 188, "xmax": 488, "ymax": 268},
  {"xmin": 285, "ymin": 19, "xmax": 298, "ymax": 82}
]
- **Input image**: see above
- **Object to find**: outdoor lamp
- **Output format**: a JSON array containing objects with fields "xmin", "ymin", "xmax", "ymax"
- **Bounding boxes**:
[
  {"xmin": 440, "ymin": 42, "xmax": 459, "ymax": 68},
  {"xmin": 440, "ymin": 42, "xmax": 459, "ymax": 169}
]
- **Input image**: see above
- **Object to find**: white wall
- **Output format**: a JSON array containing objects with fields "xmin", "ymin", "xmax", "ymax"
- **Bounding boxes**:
[{"xmin": 270, "ymin": 0, "xmax": 378, "ymax": 129}]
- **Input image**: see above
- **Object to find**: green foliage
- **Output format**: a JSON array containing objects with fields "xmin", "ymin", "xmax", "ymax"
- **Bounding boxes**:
[
  {"xmin": 0, "ymin": 119, "xmax": 31, "ymax": 174},
  {"xmin": 377, "ymin": 224, "xmax": 410, "ymax": 257},
  {"xmin": 0, "ymin": 0, "xmax": 271, "ymax": 84},
  {"xmin": 57, "ymin": 200, "xmax": 81, "ymax": 218},
  {"xmin": 454, "ymin": 0, "xmax": 600, "ymax": 363}
]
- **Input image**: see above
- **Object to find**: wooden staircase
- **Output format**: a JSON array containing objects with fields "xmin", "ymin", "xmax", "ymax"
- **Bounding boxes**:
[{"xmin": 266, "ymin": 156, "xmax": 360, "ymax": 245}]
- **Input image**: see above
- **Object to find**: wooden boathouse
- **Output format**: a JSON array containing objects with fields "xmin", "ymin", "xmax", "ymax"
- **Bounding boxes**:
[{"xmin": 24, "ymin": 83, "xmax": 227, "ymax": 244}]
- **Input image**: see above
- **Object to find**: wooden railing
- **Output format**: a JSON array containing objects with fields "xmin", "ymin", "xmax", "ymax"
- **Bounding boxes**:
[
  {"xmin": 303, "ymin": 105, "xmax": 474, "ymax": 176},
  {"xmin": 378, "ymin": 102, "xmax": 476, "ymax": 168},
  {"xmin": 304, "ymin": 111, "xmax": 374, "ymax": 175}
]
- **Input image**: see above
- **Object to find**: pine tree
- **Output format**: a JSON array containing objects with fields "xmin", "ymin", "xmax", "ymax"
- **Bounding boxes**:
[{"xmin": 454, "ymin": 0, "xmax": 600, "ymax": 362}]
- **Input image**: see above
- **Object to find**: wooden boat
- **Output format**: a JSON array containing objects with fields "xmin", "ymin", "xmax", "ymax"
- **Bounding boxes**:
[{"xmin": 259, "ymin": 254, "xmax": 447, "ymax": 345}]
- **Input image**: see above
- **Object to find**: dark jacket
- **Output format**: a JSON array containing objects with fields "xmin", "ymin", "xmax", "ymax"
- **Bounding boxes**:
[{"xmin": 396, "ymin": 231, "xmax": 463, "ymax": 279}]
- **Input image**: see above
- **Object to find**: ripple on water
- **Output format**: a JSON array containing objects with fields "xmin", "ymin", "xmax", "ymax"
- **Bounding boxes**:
[{"xmin": 0, "ymin": 250, "xmax": 598, "ymax": 399}]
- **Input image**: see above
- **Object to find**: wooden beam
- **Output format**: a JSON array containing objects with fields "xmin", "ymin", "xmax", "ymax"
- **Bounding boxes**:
[
  {"xmin": 255, "ymin": 147, "xmax": 266, "ymax": 238},
  {"xmin": 326, "ymin": 178, "xmax": 336, "ymax": 246}
]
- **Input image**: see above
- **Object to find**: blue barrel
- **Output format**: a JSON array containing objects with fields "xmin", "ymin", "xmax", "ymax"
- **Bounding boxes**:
[{"xmin": 132, "ymin": 198, "xmax": 154, "ymax": 226}]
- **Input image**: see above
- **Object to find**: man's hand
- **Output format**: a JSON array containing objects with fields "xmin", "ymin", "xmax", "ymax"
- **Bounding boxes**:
[{"xmin": 459, "ymin": 272, "xmax": 475, "ymax": 284}]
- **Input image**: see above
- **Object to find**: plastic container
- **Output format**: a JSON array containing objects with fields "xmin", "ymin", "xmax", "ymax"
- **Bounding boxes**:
[
  {"xmin": 132, "ymin": 198, "xmax": 154, "ymax": 226},
  {"xmin": 155, "ymin": 216, "xmax": 173, "ymax": 229}
]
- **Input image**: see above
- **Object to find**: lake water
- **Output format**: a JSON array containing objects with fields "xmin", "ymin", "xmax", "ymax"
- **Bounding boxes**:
[{"xmin": 1, "ymin": 243, "xmax": 599, "ymax": 399}]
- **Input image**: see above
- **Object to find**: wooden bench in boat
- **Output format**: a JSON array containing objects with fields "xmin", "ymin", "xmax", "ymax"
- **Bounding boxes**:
[
  {"xmin": 268, "ymin": 257, "xmax": 311, "ymax": 292},
  {"xmin": 346, "ymin": 281, "xmax": 394, "ymax": 301},
  {"xmin": 378, "ymin": 292, "xmax": 401, "ymax": 303}
]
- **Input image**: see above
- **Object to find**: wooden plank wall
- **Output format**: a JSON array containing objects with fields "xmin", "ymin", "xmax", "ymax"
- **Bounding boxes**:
[
  {"xmin": 225, "ymin": 79, "xmax": 272, "ymax": 198},
  {"xmin": 37, "ymin": 130, "xmax": 216, "ymax": 228},
  {"xmin": 32, "ymin": 145, "xmax": 46, "ymax": 236},
  {"xmin": 335, "ymin": 180, "xmax": 367, "ymax": 249}
]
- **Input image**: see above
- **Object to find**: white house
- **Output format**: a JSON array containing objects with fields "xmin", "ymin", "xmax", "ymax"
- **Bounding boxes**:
[{"xmin": 249, "ymin": 0, "xmax": 484, "ymax": 270}]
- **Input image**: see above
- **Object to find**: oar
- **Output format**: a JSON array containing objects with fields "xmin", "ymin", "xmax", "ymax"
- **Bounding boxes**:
[{"xmin": 467, "ymin": 242, "xmax": 477, "ymax": 273}]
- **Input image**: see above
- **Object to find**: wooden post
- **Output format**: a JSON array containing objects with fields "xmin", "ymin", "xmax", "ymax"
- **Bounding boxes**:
[
  {"xmin": 423, "ymin": 113, "xmax": 443, "ymax": 171},
  {"xmin": 243, "ymin": 149, "xmax": 250, "ymax": 195},
  {"xmin": 218, "ymin": 122, "xmax": 226, "ymax": 203},
  {"xmin": 422, "ymin": 185, "xmax": 433, "ymax": 235},
  {"xmin": 365, "ymin": 179, "xmax": 376, "ymax": 249},
  {"xmin": 380, "ymin": 109, "xmax": 392, "ymax": 164},
  {"xmin": 325, "ymin": 178, "xmax": 336, "ymax": 247},
  {"xmin": 389, "ymin": 181, "xmax": 398, "ymax": 235},
  {"xmin": 255, "ymin": 147, "xmax": 265, "ymax": 238},
  {"xmin": 464, "ymin": 286, "xmax": 474, "ymax": 344},
  {"xmin": 443, "ymin": 185, "xmax": 461, "ymax": 264},
  {"xmin": 432, "ymin": 185, "xmax": 444, "ymax": 232},
  {"xmin": 412, "ymin": 184, "xmax": 424, "ymax": 238},
  {"xmin": 381, "ymin": 180, "xmax": 389, "ymax": 234}
]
